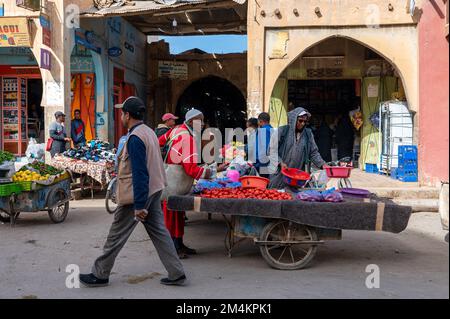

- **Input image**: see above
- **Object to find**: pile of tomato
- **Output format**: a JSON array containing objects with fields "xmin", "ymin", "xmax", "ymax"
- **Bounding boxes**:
[{"xmin": 201, "ymin": 187, "xmax": 293, "ymax": 201}]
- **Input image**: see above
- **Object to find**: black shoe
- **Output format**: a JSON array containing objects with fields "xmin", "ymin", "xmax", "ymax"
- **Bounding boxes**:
[
  {"xmin": 79, "ymin": 273, "xmax": 109, "ymax": 287},
  {"xmin": 176, "ymin": 249, "xmax": 189, "ymax": 259},
  {"xmin": 180, "ymin": 244, "xmax": 197, "ymax": 255},
  {"xmin": 160, "ymin": 274, "xmax": 187, "ymax": 286}
]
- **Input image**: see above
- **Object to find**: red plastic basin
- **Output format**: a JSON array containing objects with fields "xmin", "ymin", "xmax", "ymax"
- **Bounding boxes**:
[
  {"xmin": 323, "ymin": 165, "xmax": 353, "ymax": 178},
  {"xmin": 239, "ymin": 176, "xmax": 270, "ymax": 189}
]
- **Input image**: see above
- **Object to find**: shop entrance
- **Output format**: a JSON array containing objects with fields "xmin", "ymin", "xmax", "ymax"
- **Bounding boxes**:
[
  {"xmin": 176, "ymin": 76, "xmax": 247, "ymax": 137},
  {"xmin": 288, "ymin": 79, "xmax": 360, "ymax": 163},
  {"xmin": 0, "ymin": 47, "xmax": 43, "ymax": 155},
  {"xmin": 272, "ymin": 37, "xmax": 410, "ymax": 171}
]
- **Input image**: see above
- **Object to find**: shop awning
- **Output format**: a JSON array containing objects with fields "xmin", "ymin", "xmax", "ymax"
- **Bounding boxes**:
[{"xmin": 81, "ymin": 0, "xmax": 247, "ymax": 35}]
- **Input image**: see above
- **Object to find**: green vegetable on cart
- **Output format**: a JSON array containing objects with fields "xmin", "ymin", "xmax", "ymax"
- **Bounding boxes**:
[{"xmin": 0, "ymin": 150, "xmax": 14, "ymax": 165}]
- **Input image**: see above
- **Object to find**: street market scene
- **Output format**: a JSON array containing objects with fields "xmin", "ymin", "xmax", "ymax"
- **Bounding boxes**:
[{"xmin": 0, "ymin": 0, "xmax": 449, "ymax": 301}]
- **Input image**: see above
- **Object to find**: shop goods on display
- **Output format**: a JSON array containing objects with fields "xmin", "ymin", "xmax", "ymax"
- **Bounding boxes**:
[
  {"xmin": 201, "ymin": 187, "xmax": 293, "ymax": 201},
  {"xmin": 0, "ymin": 151, "xmax": 14, "ymax": 166},
  {"xmin": 193, "ymin": 177, "xmax": 242, "ymax": 194},
  {"xmin": 63, "ymin": 140, "xmax": 116, "ymax": 163},
  {"xmin": 296, "ymin": 188, "xmax": 344, "ymax": 203}
]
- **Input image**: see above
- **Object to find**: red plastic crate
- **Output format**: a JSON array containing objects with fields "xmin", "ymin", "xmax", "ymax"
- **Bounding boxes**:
[{"xmin": 323, "ymin": 165, "xmax": 353, "ymax": 178}]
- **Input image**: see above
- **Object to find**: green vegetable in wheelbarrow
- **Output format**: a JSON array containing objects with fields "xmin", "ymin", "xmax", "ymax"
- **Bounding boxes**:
[
  {"xmin": 0, "ymin": 150, "xmax": 14, "ymax": 165},
  {"xmin": 20, "ymin": 162, "xmax": 62, "ymax": 176}
]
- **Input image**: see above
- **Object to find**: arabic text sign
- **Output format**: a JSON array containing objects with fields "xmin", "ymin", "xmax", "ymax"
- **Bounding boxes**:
[
  {"xmin": 158, "ymin": 61, "xmax": 188, "ymax": 80},
  {"xmin": 0, "ymin": 17, "xmax": 31, "ymax": 47}
]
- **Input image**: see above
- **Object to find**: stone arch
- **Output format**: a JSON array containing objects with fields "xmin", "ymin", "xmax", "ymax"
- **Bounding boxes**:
[
  {"xmin": 173, "ymin": 74, "xmax": 246, "ymax": 112},
  {"xmin": 176, "ymin": 75, "xmax": 248, "ymax": 132},
  {"xmin": 264, "ymin": 27, "xmax": 418, "ymax": 113}
]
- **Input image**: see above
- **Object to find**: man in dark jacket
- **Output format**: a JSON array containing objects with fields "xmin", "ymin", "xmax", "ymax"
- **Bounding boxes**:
[
  {"xmin": 71, "ymin": 109, "xmax": 86, "ymax": 147},
  {"xmin": 48, "ymin": 111, "xmax": 71, "ymax": 157},
  {"xmin": 268, "ymin": 107, "xmax": 326, "ymax": 189}
]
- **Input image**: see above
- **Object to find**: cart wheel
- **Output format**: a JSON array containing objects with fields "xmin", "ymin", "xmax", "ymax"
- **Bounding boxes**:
[
  {"xmin": 48, "ymin": 189, "xmax": 69, "ymax": 224},
  {"xmin": 259, "ymin": 220, "xmax": 318, "ymax": 270},
  {"xmin": 0, "ymin": 208, "xmax": 11, "ymax": 223}
]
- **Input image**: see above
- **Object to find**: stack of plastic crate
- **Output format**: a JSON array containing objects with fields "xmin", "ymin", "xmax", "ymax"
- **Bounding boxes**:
[{"xmin": 396, "ymin": 146, "xmax": 418, "ymax": 182}]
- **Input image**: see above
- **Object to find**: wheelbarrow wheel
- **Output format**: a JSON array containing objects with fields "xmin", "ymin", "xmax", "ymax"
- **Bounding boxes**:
[
  {"xmin": 48, "ymin": 189, "xmax": 69, "ymax": 224},
  {"xmin": 259, "ymin": 220, "xmax": 318, "ymax": 270},
  {"xmin": 0, "ymin": 208, "xmax": 11, "ymax": 223}
]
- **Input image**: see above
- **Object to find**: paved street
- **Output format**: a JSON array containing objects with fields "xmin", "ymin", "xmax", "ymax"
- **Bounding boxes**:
[{"xmin": 0, "ymin": 199, "xmax": 448, "ymax": 299}]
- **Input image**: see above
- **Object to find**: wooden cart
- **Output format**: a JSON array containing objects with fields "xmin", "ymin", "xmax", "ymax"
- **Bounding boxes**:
[
  {"xmin": 0, "ymin": 178, "xmax": 71, "ymax": 226},
  {"xmin": 168, "ymin": 195, "xmax": 412, "ymax": 270}
]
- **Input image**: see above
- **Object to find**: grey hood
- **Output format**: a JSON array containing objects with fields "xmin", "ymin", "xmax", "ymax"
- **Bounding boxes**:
[{"xmin": 287, "ymin": 107, "xmax": 311, "ymax": 131}]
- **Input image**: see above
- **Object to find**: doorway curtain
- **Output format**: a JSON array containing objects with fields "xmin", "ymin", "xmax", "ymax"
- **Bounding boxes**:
[
  {"xmin": 71, "ymin": 73, "xmax": 96, "ymax": 141},
  {"xmin": 269, "ymin": 77, "xmax": 288, "ymax": 128},
  {"xmin": 360, "ymin": 76, "xmax": 398, "ymax": 169}
]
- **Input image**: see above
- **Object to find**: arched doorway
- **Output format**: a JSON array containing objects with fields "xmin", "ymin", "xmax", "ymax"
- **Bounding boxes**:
[
  {"xmin": 0, "ymin": 47, "xmax": 43, "ymax": 155},
  {"xmin": 176, "ymin": 76, "xmax": 247, "ymax": 135},
  {"xmin": 269, "ymin": 37, "xmax": 412, "ymax": 173}
]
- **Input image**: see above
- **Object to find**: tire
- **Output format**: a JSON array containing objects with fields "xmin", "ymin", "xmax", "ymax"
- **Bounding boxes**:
[
  {"xmin": 48, "ymin": 189, "xmax": 69, "ymax": 224},
  {"xmin": 259, "ymin": 220, "xmax": 318, "ymax": 270},
  {"xmin": 105, "ymin": 178, "xmax": 117, "ymax": 214}
]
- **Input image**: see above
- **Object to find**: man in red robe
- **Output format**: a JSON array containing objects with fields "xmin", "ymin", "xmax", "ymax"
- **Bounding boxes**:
[{"xmin": 159, "ymin": 109, "xmax": 228, "ymax": 258}]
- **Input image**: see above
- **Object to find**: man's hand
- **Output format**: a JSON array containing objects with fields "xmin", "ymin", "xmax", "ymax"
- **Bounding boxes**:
[
  {"xmin": 135, "ymin": 209, "xmax": 148, "ymax": 222},
  {"xmin": 280, "ymin": 162, "xmax": 288, "ymax": 170},
  {"xmin": 217, "ymin": 163, "xmax": 230, "ymax": 172},
  {"xmin": 64, "ymin": 137, "xmax": 72, "ymax": 142}
]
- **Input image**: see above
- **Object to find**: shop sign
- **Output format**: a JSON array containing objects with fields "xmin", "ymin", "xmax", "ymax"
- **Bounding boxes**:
[
  {"xmin": 0, "ymin": 17, "xmax": 31, "ymax": 47},
  {"xmin": 75, "ymin": 29, "xmax": 102, "ymax": 54},
  {"xmin": 46, "ymin": 81, "xmax": 64, "ymax": 107},
  {"xmin": 39, "ymin": 14, "xmax": 50, "ymax": 29},
  {"xmin": 40, "ymin": 48, "xmax": 51, "ymax": 70},
  {"xmin": 16, "ymin": 0, "xmax": 40, "ymax": 11},
  {"xmin": 43, "ymin": 27, "xmax": 51, "ymax": 47},
  {"xmin": 124, "ymin": 41, "xmax": 134, "ymax": 54},
  {"xmin": 267, "ymin": 31, "xmax": 289, "ymax": 59},
  {"xmin": 108, "ymin": 47, "xmax": 122, "ymax": 57},
  {"xmin": 71, "ymin": 56, "xmax": 94, "ymax": 73},
  {"xmin": 0, "ymin": 4, "xmax": 4, "ymax": 17},
  {"xmin": 158, "ymin": 61, "xmax": 188, "ymax": 80}
]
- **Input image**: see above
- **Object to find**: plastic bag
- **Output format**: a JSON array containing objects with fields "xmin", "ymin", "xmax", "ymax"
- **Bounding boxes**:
[
  {"xmin": 322, "ymin": 188, "xmax": 344, "ymax": 202},
  {"xmin": 369, "ymin": 112, "xmax": 380, "ymax": 130},
  {"xmin": 26, "ymin": 138, "xmax": 46, "ymax": 161},
  {"xmin": 296, "ymin": 190, "xmax": 323, "ymax": 202}
]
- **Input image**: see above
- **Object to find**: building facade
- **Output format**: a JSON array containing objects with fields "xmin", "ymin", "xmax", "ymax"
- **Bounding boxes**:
[{"xmin": 246, "ymin": 0, "xmax": 448, "ymax": 186}]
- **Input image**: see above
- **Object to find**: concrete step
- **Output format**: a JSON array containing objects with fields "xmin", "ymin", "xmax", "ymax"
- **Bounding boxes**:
[
  {"xmin": 392, "ymin": 198, "xmax": 439, "ymax": 213},
  {"xmin": 366, "ymin": 187, "xmax": 440, "ymax": 200}
]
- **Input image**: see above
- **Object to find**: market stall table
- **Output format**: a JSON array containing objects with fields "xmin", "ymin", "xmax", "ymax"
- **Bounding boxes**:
[
  {"xmin": 168, "ymin": 195, "xmax": 412, "ymax": 270},
  {"xmin": 51, "ymin": 155, "xmax": 114, "ymax": 198}
]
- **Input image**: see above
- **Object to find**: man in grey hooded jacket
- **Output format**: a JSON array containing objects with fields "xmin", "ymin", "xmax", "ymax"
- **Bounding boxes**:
[{"xmin": 268, "ymin": 107, "xmax": 326, "ymax": 189}]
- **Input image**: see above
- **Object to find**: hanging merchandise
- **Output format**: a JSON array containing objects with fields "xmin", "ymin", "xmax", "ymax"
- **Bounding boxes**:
[
  {"xmin": 349, "ymin": 107, "xmax": 363, "ymax": 130},
  {"xmin": 369, "ymin": 112, "xmax": 381, "ymax": 130}
]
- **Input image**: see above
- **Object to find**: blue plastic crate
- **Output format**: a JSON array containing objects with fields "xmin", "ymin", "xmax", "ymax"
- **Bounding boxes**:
[
  {"xmin": 365, "ymin": 163, "xmax": 379, "ymax": 174},
  {"xmin": 396, "ymin": 168, "xmax": 418, "ymax": 182},
  {"xmin": 398, "ymin": 145, "xmax": 418, "ymax": 160},
  {"xmin": 398, "ymin": 159, "xmax": 418, "ymax": 170}
]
